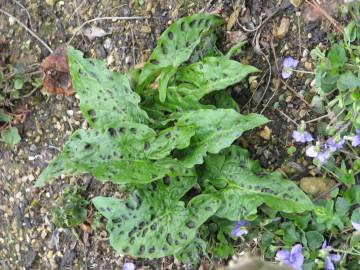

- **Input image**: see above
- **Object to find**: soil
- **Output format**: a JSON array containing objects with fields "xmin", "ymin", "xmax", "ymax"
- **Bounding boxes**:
[{"xmin": 0, "ymin": 0, "xmax": 343, "ymax": 269}]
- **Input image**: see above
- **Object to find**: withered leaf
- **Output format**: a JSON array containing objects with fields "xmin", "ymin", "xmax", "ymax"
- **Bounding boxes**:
[{"xmin": 41, "ymin": 46, "xmax": 74, "ymax": 95}]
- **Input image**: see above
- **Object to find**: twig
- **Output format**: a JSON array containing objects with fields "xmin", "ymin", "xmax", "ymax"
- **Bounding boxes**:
[
  {"xmin": 21, "ymin": 84, "xmax": 41, "ymax": 98},
  {"xmin": 280, "ymin": 79, "xmax": 311, "ymax": 107},
  {"xmin": 0, "ymin": 9, "xmax": 53, "ymax": 53},
  {"xmin": 71, "ymin": 0, "xmax": 86, "ymax": 18},
  {"xmin": 296, "ymin": 14, "xmax": 302, "ymax": 57},
  {"xmin": 241, "ymin": 69, "xmax": 269, "ymax": 113},
  {"xmin": 276, "ymin": 109, "xmax": 299, "ymax": 126},
  {"xmin": 130, "ymin": 27, "xmax": 136, "ymax": 67},
  {"xmin": 13, "ymin": 0, "xmax": 33, "ymax": 30},
  {"xmin": 254, "ymin": 51, "xmax": 272, "ymax": 111},
  {"xmin": 67, "ymin": 16, "xmax": 144, "ymax": 44},
  {"xmin": 260, "ymin": 37, "xmax": 279, "ymax": 114},
  {"xmin": 305, "ymin": 0, "xmax": 343, "ymax": 33},
  {"xmin": 304, "ymin": 114, "xmax": 329, "ymax": 124}
]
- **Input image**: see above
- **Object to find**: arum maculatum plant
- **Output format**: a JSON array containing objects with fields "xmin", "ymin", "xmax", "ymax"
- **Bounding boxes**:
[{"xmin": 36, "ymin": 14, "xmax": 313, "ymax": 262}]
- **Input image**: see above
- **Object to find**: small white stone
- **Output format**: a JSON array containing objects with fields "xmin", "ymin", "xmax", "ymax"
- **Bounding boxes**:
[{"xmin": 8, "ymin": 16, "xmax": 16, "ymax": 25}]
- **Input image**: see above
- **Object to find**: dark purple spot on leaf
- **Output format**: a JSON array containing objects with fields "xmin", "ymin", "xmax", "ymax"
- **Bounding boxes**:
[
  {"xmin": 150, "ymin": 59, "xmax": 159, "ymax": 65},
  {"xmin": 181, "ymin": 22, "xmax": 186, "ymax": 31},
  {"xmin": 166, "ymin": 233, "xmax": 173, "ymax": 245},
  {"xmin": 162, "ymin": 175, "xmax": 170, "ymax": 185},
  {"xmin": 108, "ymin": 127, "xmax": 116, "ymax": 137},
  {"xmin": 186, "ymin": 221, "xmax": 195, "ymax": 228},
  {"xmin": 168, "ymin": 31, "xmax": 174, "ymax": 40},
  {"xmin": 179, "ymin": 232, "xmax": 187, "ymax": 240},
  {"xmin": 189, "ymin": 20, "xmax": 196, "ymax": 27},
  {"xmin": 84, "ymin": 143, "xmax": 91, "ymax": 150},
  {"xmin": 144, "ymin": 142, "xmax": 150, "ymax": 150},
  {"xmin": 161, "ymin": 44, "xmax": 168, "ymax": 54}
]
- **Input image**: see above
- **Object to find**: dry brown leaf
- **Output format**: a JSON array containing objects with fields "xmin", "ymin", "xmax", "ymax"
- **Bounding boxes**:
[
  {"xmin": 40, "ymin": 46, "xmax": 74, "ymax": 96},
  {"xmin": 11, "ymin": 104, "xmax": 29, "ymax": 125}
]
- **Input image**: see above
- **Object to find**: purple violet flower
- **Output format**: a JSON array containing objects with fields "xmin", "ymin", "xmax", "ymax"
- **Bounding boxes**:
[
  {"xmin": 352, "ymin": 221, "xmax": 360, "ymax": 230},
  {"xmin": 122, "ymin": 262, "xmax": 136, "ymax": 270},
  {"xmin": 231, "ymin": 220, "xmax": 250, "ymax": 237},
  {"xmin": 292, "ymin": 130, "xmax": 314, "ymax": 143},
  {"xmin": 306, "ymin": 145, "xmax": 331, "ymax": 164},
  {"xmin": 327, "ymin": 138, "xmax": 345, "ymax": 153},
  {"xmin": 282, "ymin": 56, "xmax": 299, "ymax": 79},
  {"xmin": 275, "ymin": 244, "xmax": 304, "ymax": 270},
  {"xmin": 322, "ymin": 241, "xmax": 341, "ymax": 270},
  {"xmin": 351, "ymin": 130, "xmax": 360, "ymax": 147}
]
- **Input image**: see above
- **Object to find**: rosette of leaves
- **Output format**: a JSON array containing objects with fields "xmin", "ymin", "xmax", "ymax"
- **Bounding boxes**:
[
  {"xmin": 36, "ymin": 14, "xmax": 313, "ymax": 261},
  {"xmin": 51, "ymin": 186, "xmax": 88, "ymax": 228}
]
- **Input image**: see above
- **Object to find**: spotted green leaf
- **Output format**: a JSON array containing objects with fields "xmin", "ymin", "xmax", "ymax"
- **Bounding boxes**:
[
  {"xmin": 67, "ymin": 46, "xmax": 149, "ymax": 129},
  {"xmin": 93, "ymin": 177, "xmax": 221, "ymax": 258},
  {"xmin": 202, "ymin": 146, "xmax": 314, "ymax": 220},
  {"xmin": 175, "ymin": 57, "xmax": 259, "ymax": 99},
  {"xmin": 137, "ymin": 14, "xmax": 223, "ymax": 92},
  {"xmin": 201, "ymin": 91, "xmax": 240, "ymax": 111},
  {"xmin": 35, "ymin": 121, "xmax": 195, "ymax": 187},
  {"xmin": 174, "ymin": 109, "xmax": 269, "ymax": 167},
  {"xmin": 141, "ymin": 87, "xmax": 213, "ymax": 125}
]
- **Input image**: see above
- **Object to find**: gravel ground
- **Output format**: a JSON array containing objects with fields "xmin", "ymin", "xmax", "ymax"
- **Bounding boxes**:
[{"xmin": 0, "ymin": 0, "xmax": 337, "ymax": 269}]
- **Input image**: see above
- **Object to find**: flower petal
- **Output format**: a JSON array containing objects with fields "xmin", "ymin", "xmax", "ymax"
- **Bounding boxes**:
[
  {"xmin": 305, "ymin": 146, "xmax": 318, "ymax": 157},
  {"xmin": 291, "ymin": 244, "xmax": 303, "ymax": 256},
  {"xmin": 322, "ymin": 240, "xmax": 327, "ymax": 250},
  {"xmin": 236, "ymin": 220, "xmax": 250, "ymax": 226},
  {"xmin": 324, "ymin": 256, "xmax": 335, "ymax": 270},
  {"xmin": 231, "ymin": 221, "xmax": 249, "ymax": 237},
  {"xmin": 275, "ymin": 250, "xmax": 290, "ymax": 261},
  {"xmin": 352, "ymin": 134, "xmax": 360, "ymax": 147},
  {"xmin": 304, "ymin": 132, "xmax": 314, "ymax": 142},
  {"xmin": 123, "ymin": 262, "xmax": 136, "ymax": 270},
  {"xmin": 291, "ymin": 253, "xmax": 304, "ymax": 270},
  {"xmin": 352, "ymin": 221, "xmax": 360, "ymax": 231},
  {"xmin": 317, "ymin": 150, "xmax": 331, "ymax": 164},
  {"xmin": 283, "ymin": 57, "xmax": 299, "ymax": 68},
  {"xmin": 330, "ymin": 254, "xmax": 341, "ymax": 262},
  {"xmin": 282, "ymin": 68, "xmax": 293, "ymax": 79}
]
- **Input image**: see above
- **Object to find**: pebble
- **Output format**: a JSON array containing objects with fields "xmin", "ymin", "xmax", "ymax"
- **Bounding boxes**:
[
  {"xmin": 8, "ymin": 17, "xmax": 16, "ymax": 25},
  {"xmin": 275, "ymin": 17, "xmax": 290, "ymax": 38},
  {"xmin": 248, "ymin": 76, "xmax": 258, "ymax": 91},
  {"xmin": 260, "ymin": 126, "xmax": 272, "ymax": 140},
  {"xmin": 304, "ymin": 61, "xmax": 312, "ymax": 70},
  {"xmin": 290, "ymin": 0, "xmax": 302, "ymax": 7},
  {"xmin": 45, "ymin": 0, "xmax": 55, "ymax": 6},
  {"xmin": 29, "ymin": 144, "xmax": 37, "ymax": 152}
]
